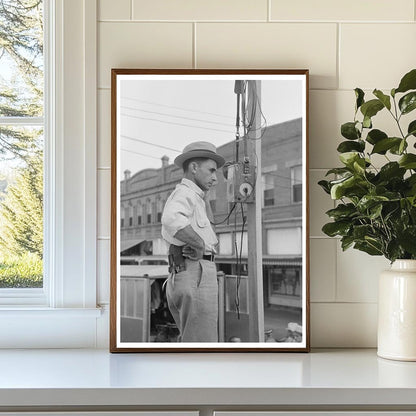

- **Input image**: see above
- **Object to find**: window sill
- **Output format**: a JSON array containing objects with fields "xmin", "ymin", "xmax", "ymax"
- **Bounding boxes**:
[
  {"xmin": 0, "ymin": 306, "xmax": 101, "ymax": 316},
  {"xmin": 0, "ymin": 307, "xmax": 104, "ymax": 348},
  {"xmin": 0, "ymin": 349, "xmax": 415, "ymax": 410}
]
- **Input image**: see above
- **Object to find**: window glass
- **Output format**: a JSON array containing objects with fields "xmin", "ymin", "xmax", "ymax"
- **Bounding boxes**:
[
  {"xmin": 0, "ymin": 0, "xmax": 44, "ymax": 289},
  {"xmin": 291, "ymin": 165, "xmax": 302, "ymax": 203}
]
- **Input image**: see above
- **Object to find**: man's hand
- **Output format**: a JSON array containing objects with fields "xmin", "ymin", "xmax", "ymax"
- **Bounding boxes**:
[
  {"xmin": 174, "ymin": 225, "xmax": 205, "ymax": 261},
  {"xmin": 182, "ymin": 244, "xmax": 204, "ymax": 261}
]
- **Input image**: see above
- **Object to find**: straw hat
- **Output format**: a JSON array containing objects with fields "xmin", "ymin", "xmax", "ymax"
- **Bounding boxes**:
[{"xmin": 174, "ymin": 141, "xmax": 225, "ymax": 168}]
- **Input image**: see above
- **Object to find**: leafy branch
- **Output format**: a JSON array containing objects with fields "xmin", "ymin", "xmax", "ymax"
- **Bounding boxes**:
[{"xmin": 319, "ymin": 69, "xmax": 416, "ymax": 262}]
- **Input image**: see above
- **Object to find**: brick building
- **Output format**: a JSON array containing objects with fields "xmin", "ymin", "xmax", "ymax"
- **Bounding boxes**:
[{"xmin": 120, "ymin": 118, "xmax": 303, "ymax": 311}]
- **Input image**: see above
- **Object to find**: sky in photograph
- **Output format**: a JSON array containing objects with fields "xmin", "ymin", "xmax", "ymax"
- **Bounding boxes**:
[{"xmin": 119, "ymin": 76, "xmax": 304, "ymax": 175}]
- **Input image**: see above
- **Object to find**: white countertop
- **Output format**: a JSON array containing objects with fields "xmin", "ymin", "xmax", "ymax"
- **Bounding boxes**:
[{"xmin": 0, "ymin": 348, "xmax": 416, "ymax": 408}]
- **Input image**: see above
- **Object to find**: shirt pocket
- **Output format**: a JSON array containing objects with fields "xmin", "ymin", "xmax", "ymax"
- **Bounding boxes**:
[{"xmin": 195, "ymin": 204, "xmax": 210, "ymax": 228}]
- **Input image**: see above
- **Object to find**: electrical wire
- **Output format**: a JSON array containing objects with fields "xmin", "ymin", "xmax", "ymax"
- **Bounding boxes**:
[
  {"xmin": 121, "ymin": 135, "xmax": 181, "ymax": 152},
  {"xmin": 210, "ymin": 202, "xmax": 237, "ymax": 226},
  {"xmin": 121, "ymin": 113, "xmax": 234, "ymax": 134},
  {"xmin": 235, "ymin": 203, "xmax": 247, "ymax": 320},
  {"xmin": 121, "ymin": 105, "xmax": 234, "ymax": 128},
  {"xmin": 120, "ymin": 148, "xmax": 161, "ymax": 160},
  {"xmin": 122, "ymin": 96, "xmax": 235, "ymax": 120},
  {"xmin": 233, "ymin": 202, "xmax": 240, "ymax": 319}
]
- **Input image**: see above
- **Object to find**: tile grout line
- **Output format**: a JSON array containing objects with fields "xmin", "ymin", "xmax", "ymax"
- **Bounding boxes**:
[
  {"xmin": 336, "ymin": 22, "xmax": 340, "ymax": 90},
  {"xmin": 130, "ymin": 0, "xmax": 133, "ymax": 20},
  {"xmin": 193, "ymin": 22, "xmax": 197, "ymax": 69},
  {"xmin": 268, "ymin": 0, "xmax": 271, "ymax": 22},
  {"xmin": 97, "ymin": 19, "xmax": 415, "ymax": 24}
]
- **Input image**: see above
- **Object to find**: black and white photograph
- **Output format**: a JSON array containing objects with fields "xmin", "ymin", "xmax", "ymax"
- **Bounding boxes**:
[{"xmin": 110, "ymin": 69, "xmax": 309, "ymax": 352}]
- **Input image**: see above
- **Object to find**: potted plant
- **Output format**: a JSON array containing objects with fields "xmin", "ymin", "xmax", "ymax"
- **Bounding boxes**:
[{"xmin": 319, "ymin": 68, "xmax": 416, "ymax": 361}]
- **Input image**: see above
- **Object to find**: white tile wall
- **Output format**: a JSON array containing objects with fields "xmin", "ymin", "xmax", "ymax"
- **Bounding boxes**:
[
  {"xmin": 336, "ymin": 246, "xmax": 389, "ymax": 303},
  {"xmin": 98, "ymin": 169, "xmax": 111, "ymax": 239},
  {"xmin": 98, "ymin": 0, "xmax": 131, "ymax": 21},
  {"xmin": 98, "ymin": 22, "xmax": 193, "ymax": 88},
  {"xmin": 270, "ymin": 0, "xmax": 415, "ymax": 22},
  {"xmin": 196, "ymin": 23, "xmax": 338, "ymax": 89},
  {"xmin": 98, "ymin": 89, "xmax": 111, "ymax": 168},
  {"xmin": 311, "ymin": 303, "xmax": 378, "ymax": 347},
  {"xmin": 132, "ymin": 0, "xmax": 268, "ymax": 21},
  {"xmin": 310, "ymin": 239, "xmax": 336, "ymax": 302},
  {"xmin": 96, "ymin": 1, "xmax": 416, "ymax": 347},
  {"xmin": 340, "ymin": 24, "xmax": 416, "ymax": 90}
]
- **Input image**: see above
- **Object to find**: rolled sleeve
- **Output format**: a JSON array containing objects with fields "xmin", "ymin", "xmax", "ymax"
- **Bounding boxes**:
[{"xmin": 161, "ymin": 189, "xmax": 193, "ymax": 241}]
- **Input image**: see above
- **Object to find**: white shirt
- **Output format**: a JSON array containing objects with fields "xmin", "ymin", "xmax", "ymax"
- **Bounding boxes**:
[{"xmin": 161, "ymin": 178, "xmax": 218, "ymax": 254}]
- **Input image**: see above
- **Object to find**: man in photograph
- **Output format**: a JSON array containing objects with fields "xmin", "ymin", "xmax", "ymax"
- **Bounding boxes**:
[{"xmin": 161, "ymin": 141, "xmax": 225, "ymax": 342}]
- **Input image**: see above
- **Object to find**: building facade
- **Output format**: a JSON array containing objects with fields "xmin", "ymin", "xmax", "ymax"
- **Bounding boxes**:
[{"xmin": 120, "ymin": 118, "xmax": 303, "ymax": 311}]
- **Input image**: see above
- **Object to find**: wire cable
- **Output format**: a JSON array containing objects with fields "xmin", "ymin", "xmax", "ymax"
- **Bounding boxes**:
[
  {"xmin": 121, "ymin": 113, "xmax": 234, "ymax": 134},
  {"xmin": 122, "ymin": 96, "xmax": 235, "ymax": 120},
  {"xmin": 210, "ymin": 202, "xmax": 237, "ymax": 226},
  {"xmin": 121, "ymin": 105, "xmax": 234, "ymax": 127},
  {"xmin": 120, "ymin": 148, "xmax": 161, "ymax": 160},
  {"xmin": 121, "ymin": 135, "xmax": 181, "ymax": 152}
]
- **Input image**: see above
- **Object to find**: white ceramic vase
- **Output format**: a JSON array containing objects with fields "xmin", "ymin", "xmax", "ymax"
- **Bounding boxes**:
[{"xmin": 378, "ymin": 259, "xmax": 416, "ymax": 361}]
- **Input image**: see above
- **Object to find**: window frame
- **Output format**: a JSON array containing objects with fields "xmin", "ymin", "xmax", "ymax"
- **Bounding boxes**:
[
  {"xmin": 291, "ymin": 164, "xmax": 303, "ymax": 204},
  {"xmin": 0, "ymin": 0, "xmax": 100, "ymax": 348}
]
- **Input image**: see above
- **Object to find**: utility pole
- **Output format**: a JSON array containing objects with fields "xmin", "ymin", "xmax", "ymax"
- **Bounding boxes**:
[{"xmin": 246, "ymin": 80, "xmax": 264, "ymax": 342}]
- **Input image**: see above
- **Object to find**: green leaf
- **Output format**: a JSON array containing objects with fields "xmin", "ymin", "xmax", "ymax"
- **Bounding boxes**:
[
  {"xmin": 399, "ymin": 139, "xmax": 407, "ymax": 154},
  {"xmin": 337, "ymin": 140, "xmax": 365, "ymax": 153},
  {"xmin": 322, "ymin": 221, "xmax": 351, "ymax": 237},
  {"xmin": 341, "ymin": 235, "xmax": 355, "ymax": 251},
  {"xmin": 369, "ymin": 203, "xmax": 383, "ymax": 220},
  {"xmin": 386, "ymin": 240, "xmax": 402, "ymax": 263},
  {"xmin": 373, "ymin": 89, "xmax": 391, "ymax": 110},
  {"xmin": 326, "ymin": 203, "xmax": 356, "ymax": 219},
  {"xmin": 325, "ymin": 167, "xmax": 351, "ymax": 176},
  {"xmin": 357, "ymin": 195, "xmax": 389, "ymax": 212},
  {"xmin": 339, "ymin": 152, "xmax": 360, "ymax": 167},
  {"xmin": 355, "ymin": 88, "xmax": 365, "ymax": 110},
  {"xmin": 354, "ymin": 241, "xmax": 383, "ymax": 256},
  {"xmin": 330, "ymin": 176, "xmax": 357, "ymax": 199},
  {"xmin": 408, "ymin": 120, "xmax": 416, "ymax": 138},
  {"xmin": 353, "ymin": 224, "xmax": 374, "ymax": 240},
  {"xmin": 371, "ymin": 137, "xmax": 402, "ymax": 154},
  {"xmin": 363, "ymin": 116, "xmax": 372, "ymax": 129},
  {"xmin": 390, "ymin": 139, "xmax": 408, "ymax": 155},
  {"xmin": 396, "ymin": 69, "xmax": 416, "ymax": 94},
  {"xmin": 378, "ymin": 162, "xmax": 406, "ymax": 181},
  {"xmin": 398, "ymin": 227, "xmax": 416, "ymax": 255},
  {"xmin": 360, "ymin": 99, "xmax": 384, "ymax": 119},
  {"xmin": 366, "ymin": 129, "xmax": 387, "ymax": 145},
  {"xmin": 353, "ymin": 158, "xmax": 366, "ymax": 174},
  {"xmin": 399, "ymin": 92, "xmax": 416, "ymax": 115},
  {"xmin": 399, "ymin": 154, "xmax": 416, "ymax": 169},
  {"xmin": 341, "ymin": 122, "xmax": 361, "ymax": 140},
  {"xmin": 318, "ymin": 180, "xmax": 331, "ymax": 194}
]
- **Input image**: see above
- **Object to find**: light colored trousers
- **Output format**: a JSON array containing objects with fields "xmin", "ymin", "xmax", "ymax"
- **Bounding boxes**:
[{"xmin": 166, "ymin": 258, "xmax": 218, "ymax": 342}]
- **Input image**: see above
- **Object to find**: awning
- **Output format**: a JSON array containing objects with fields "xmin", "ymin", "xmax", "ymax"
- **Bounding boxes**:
[
  {"xmin": 120, "ymin": 239, "xmax": 145, "ymax": 252},
  {"xmin": 215, "ymin": 256, "xmax": 302, "ymax": 267}
]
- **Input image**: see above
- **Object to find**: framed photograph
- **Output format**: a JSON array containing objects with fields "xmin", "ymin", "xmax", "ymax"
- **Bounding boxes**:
[{"xmin": 110, "ymin": 69, "xmax": 310, "ymax": 352}]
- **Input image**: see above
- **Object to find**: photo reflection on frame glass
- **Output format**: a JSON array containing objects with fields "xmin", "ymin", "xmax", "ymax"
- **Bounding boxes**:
[{"xmin": 115, "ymin": 73, "xmax": 307, "ymax": 350}]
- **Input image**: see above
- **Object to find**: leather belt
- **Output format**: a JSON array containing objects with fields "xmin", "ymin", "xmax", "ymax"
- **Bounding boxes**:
[{"xmin": 202, "ymin": 254, "xmax": 215, "ymax": 262}]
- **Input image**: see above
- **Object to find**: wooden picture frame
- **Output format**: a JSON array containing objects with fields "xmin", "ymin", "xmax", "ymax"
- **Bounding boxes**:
[{"xmin": 110, "ymin": 69, "xmax": 310, "ymax": 352}]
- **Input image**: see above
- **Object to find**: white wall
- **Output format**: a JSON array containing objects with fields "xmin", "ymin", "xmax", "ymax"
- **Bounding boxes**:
[{"xmin": 96, "ymin": 0, "xmax": 416, "ymax": 348}]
